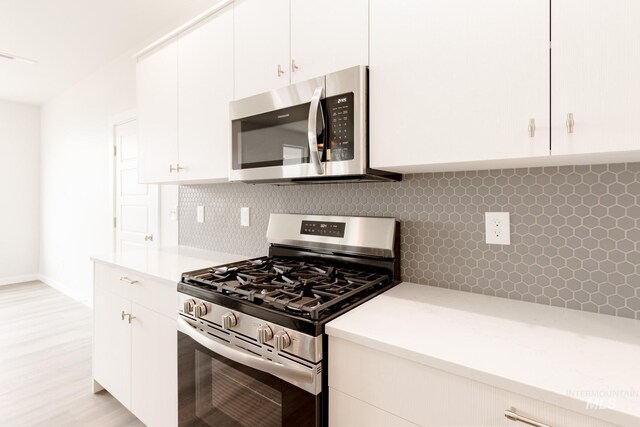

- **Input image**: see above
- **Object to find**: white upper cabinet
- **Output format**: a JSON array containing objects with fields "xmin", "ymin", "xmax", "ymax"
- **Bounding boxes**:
[
  {"xmin": 290, "ymin": 0, "xmax": 369, "ymax": 83},
  {"xmin": 178, "ymin": 5, "xmax": 234, "ymax": 183},
  {"xmin": 137, "ymin": 38, "xmax": 179, "ymax": 183},
  {"xmin": 234, "ymin": 0, "xmax": 369, "ymax": 98},
  {"xmin": 234, "ymin": 0, "xmax": 290, "ymax": 99},
  {"xmin": 137, "ymin": 4, "xmax": 234, "ymax": 184},
  {"xmin": 369, "ymin": 0, "xmax": 550, "ymax": 173},
  {"xmin": 551, "ymin": 0, "xmax": 640, "ymax": 157}
]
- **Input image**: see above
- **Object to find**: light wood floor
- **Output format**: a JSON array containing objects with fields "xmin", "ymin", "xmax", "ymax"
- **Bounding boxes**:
[{"xmin": 0, "ymin": 281, "xmax": 144, "ymax": 427}]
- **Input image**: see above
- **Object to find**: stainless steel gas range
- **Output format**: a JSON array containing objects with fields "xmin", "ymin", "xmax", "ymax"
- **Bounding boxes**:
[{"xmin": 177, "ymin": 213, "xmax": 400, "ymax": 427}]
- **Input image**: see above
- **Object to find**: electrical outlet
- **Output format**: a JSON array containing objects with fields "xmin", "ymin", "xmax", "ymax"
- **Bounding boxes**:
[
  {"xmin": 196, "ymin": 206, "xmax": 205, "ymax": 224},
  {"xmin": 241, "ymin": 207, "xmax": 250, "ymax": 227},
  {"xmin": 485, "ymin": 212, "xmax": 510, "ymax": 245}
]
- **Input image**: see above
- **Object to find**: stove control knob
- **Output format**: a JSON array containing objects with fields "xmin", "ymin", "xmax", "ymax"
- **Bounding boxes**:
[
  {"xmin": 257, "ymin": 325, "xmax": 273, "ymax": 344},
  {"xmin": 194, "ymin": 303, "xmax": 208, "ymax": 318},
  {"xmin": 221, "ymin": 312, "xmax": 237, "ymax": 330},
  {"xmin": 183, "ymin": 299, "xmax": 196, "ymax": 314},
  {"xmin": 274, "ymin": 331, "xmax": 292, "ymax": 353}
]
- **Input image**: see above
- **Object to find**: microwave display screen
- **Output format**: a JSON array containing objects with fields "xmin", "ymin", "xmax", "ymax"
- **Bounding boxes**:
[
  {"xmin": 325, "ymin": 93, "xmax": 355, "ymax": 162},
  {"xmin": 300, "ymin": 221, "xmax": 346, "ymax": 238}
]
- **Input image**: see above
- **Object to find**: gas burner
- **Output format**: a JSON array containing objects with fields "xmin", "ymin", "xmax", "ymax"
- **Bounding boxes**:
[{"xmin": 182, "ymin": 256, "xmax": 390, "ymax": 320}]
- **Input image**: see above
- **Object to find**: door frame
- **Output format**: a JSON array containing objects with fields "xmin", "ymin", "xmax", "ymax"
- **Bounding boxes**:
[{"xmin": 109, "ymin": 109, "xmax": 137, "ymax": 253}]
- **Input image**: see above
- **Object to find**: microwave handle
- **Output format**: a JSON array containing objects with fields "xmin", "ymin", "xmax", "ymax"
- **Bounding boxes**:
[
  {"xmin": 307, "ymin": 86, "xmax": 325, "ymax": 175},
  {"xmin": 178, "ymin": 316, "xmax": 313, "ymax": 385}
]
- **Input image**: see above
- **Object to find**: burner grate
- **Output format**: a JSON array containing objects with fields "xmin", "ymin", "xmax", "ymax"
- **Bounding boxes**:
[{"xmin": 182, "ymin": 257, "xmax": 390, "ymax": 320}]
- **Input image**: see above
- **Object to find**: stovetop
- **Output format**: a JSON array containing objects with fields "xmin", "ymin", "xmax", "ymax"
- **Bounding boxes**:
[{"xmin": 180, "ymin": 256, "xmax": 393, "ymax": 323}]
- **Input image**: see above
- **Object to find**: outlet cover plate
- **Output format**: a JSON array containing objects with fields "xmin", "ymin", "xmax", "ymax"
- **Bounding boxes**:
[
  {"xmin": 485, "ymin": 212, "xmax": 510, "ymax": 245},
  {"xmin": 196, "ymin": 206, "xmax": 205, "ymax": 224},
  {"xmin": 241, "ymin": 207, "xmax": 250, "ymax": 227}
]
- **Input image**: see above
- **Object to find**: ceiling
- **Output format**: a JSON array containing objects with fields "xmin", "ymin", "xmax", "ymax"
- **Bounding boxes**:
[{"xmin": 0, "ymin": 0, "xmax": 222, "ymax": 105}]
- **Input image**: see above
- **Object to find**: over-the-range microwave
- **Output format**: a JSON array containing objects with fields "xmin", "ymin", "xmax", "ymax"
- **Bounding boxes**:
[{"xmin": 229, "ymin": 66, "xmax": 401, "ymax": 184}]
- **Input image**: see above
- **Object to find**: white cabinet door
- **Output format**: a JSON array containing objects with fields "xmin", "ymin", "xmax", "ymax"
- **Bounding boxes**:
[
  {"xmin": 137, "ymin": 38, "xmax": 179, "ymax": 183},
  {"xmin": 369, "ymin": 0, "xmax": 550, "ymax": 173},
  {"xmin": 290, "ymin": 0, "xmax": 368, "ymax": 83},
  {"xmin": 131, "ymin": 304, "xmax": 177, "ymax": 427},
  {"xmin": 234, "ymin": 0, "xmax": 290, "ymax": 99},
  {"xmin": 93, "ymin": 286, "xmax": 132, "ymax": 408},
  {"xmin": 551, "ymin": 0, "xmax": 640, "ymax": 157},
  {"xmin": 178, "ymin": 5, "xmax": 234, "ymax": 183}
]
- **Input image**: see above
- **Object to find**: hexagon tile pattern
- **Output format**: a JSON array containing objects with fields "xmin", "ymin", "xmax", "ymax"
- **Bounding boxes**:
[{"xmin": 180, "ymin": 162, "xmax": 640, "ymax": 320}]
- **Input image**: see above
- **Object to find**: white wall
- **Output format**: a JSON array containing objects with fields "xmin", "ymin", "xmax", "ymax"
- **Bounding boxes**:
[
  {"xmin": 0, "ymin": 100, "xmax": 40, "ymax": 285},
  {"xmin": 40, "ymin": 52, "xmax": 134, "ymax": 302}
]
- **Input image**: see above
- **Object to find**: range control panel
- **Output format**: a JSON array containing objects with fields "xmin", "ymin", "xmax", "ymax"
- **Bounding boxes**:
[
  {"xmin": 300, "ymin": 221, "xmax": 346, "ymax": 238},
  {"xmin": 325, "ymin": 92, "xmax": 355, "ymax": 162}
]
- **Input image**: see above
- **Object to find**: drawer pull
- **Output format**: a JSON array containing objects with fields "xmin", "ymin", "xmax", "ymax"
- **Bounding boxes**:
[
  {"xmin": 119, "ymin": 277, "xmax": 139, "ymax": 285},
  {"xmin": 504, "ymin": 407, "xmax": 551, "ymax": 427}
]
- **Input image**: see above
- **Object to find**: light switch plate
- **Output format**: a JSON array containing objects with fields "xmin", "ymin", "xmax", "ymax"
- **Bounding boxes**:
[
  {"xmin": 485, "ymin": 212, "xmax": 510, "ymax": 245},
  {"xmin": 241, "ymin": 207, "xmax": 250, "ymax": 227},
  {"xmin": 196, "ymin": 206, "xmax": 205, "ymax": 224}
]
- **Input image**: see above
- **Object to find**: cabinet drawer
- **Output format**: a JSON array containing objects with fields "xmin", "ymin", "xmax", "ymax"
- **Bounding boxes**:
[
  {"xmin": 94, "ymin": 263, "xmax": 176, "ymax": 318},
  {"xmin": 329, "ymin": 388, "xmax": 418, "ymax": 427},
  {"xmin": 329, "ymin": 337, "xmax": 616, "ymax": 427}
]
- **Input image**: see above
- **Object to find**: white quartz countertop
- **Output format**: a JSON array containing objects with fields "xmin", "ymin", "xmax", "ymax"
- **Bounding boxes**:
[
  {"xmin": 326, "ymin": 283, "xmax": 640, "ymax": 426},
  {"xmin": 91, "ymin": 246, "xmax": 248, "ymax": 284}
]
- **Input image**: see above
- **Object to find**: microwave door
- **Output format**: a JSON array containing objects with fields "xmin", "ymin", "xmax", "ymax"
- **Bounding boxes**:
[{"xmin": 230, "ymin": 76, "xmax": 326, "ymax": 182}]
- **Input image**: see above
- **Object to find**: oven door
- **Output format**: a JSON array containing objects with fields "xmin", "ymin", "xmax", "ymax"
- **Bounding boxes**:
[
  {"xmin": 229, "ymin": 76, "xmax": 327, "ymax": 182},
  {"xmin": 178, "ymin": 318, "xmax": 322, "ymax": 427}
]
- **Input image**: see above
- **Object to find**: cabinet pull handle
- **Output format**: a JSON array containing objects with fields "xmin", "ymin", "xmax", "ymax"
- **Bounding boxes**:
[
  {"xmin": 277, "ymin": 64, "xmax": 285, "ymax": 77},
  {"xmin": 119, "ymin": 277, "xmax": 139, "ymax": 285},
  {"xmin": 144, "ymin": 235, "xmax": 154, "ymax": 242},
  {"xmin": 170, "ymin": 164, "xmax": 184, "ymax": 173},
  {"xmin": 291, "ymin": 59, "xmax": 299, "ymax": 72},
  {"xmin": 504, "ymin": 407, "xmax": 551, "ymax": 427},
  {"xmin": 566, "ymin": 113, "xmax": 575, "ymax": 134},
  {"xmin": 121, "ymin": 310, "xmax": 126, "ymax": 321},
  {"xmin": 528, "ymin": 118, "xmax": 536, "ymax": 138},
  {"xmin": 127, "ymin": 314, "xmax": 136, "ymax": 324}
]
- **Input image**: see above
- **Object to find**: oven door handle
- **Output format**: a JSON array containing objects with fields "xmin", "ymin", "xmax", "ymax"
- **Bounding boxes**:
[
  {"xmin": 307, "ymin": 86, "xmax": 325, "ymax": 175},
  {"xmin": 178, "ymin": 317, "xmax": 314, "ymax": 385}
]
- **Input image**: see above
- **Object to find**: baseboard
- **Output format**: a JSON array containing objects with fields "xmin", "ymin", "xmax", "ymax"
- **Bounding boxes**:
[
  {"xmin": 38, "ymin": 274, "xmax": 92, "ymax": 308},
  {"xmin": 0, "ymin": 274, "xmax": 39, "ymax": 286}
]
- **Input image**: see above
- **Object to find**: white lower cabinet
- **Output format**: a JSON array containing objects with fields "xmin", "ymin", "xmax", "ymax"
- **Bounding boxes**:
[
  {"xmin": 93, "ymin": 285, "xmax": 132, "ymax": 407},
  {"xmin": 329, "ymin": 337, "xmax": 616, "ymax": 427},
  {"xmin": 93, "ymin": 263, "xmax": 177, "ymax": 427}
]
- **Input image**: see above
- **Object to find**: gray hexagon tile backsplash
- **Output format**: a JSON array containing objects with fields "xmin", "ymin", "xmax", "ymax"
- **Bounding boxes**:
[{"xmin": 180, "ymin": 163, "xmax": 640, "ymax": 320}]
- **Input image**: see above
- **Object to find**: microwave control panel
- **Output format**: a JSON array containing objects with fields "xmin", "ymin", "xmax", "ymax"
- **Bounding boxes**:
[{"xmin": 325, "ymin": 93, "xmax": 355, "ymax": 162}]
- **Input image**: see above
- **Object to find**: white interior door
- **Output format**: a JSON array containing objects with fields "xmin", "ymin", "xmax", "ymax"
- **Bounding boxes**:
[{"xmin": 114, "ymin": 119, "xmax": 159, "ymax": 253}]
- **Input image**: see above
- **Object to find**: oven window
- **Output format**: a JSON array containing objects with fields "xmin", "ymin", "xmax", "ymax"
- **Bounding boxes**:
[
  {"xmin": 198, "ymin": 350, "xmax": 281, "ymax": 426},
  {"xmin": 231, "ymin": 102, "xmax": 325, "ymax": 170},
  {"xmin": 178, "ymin": 331, "xmax": 320, "ymax": 427}
]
